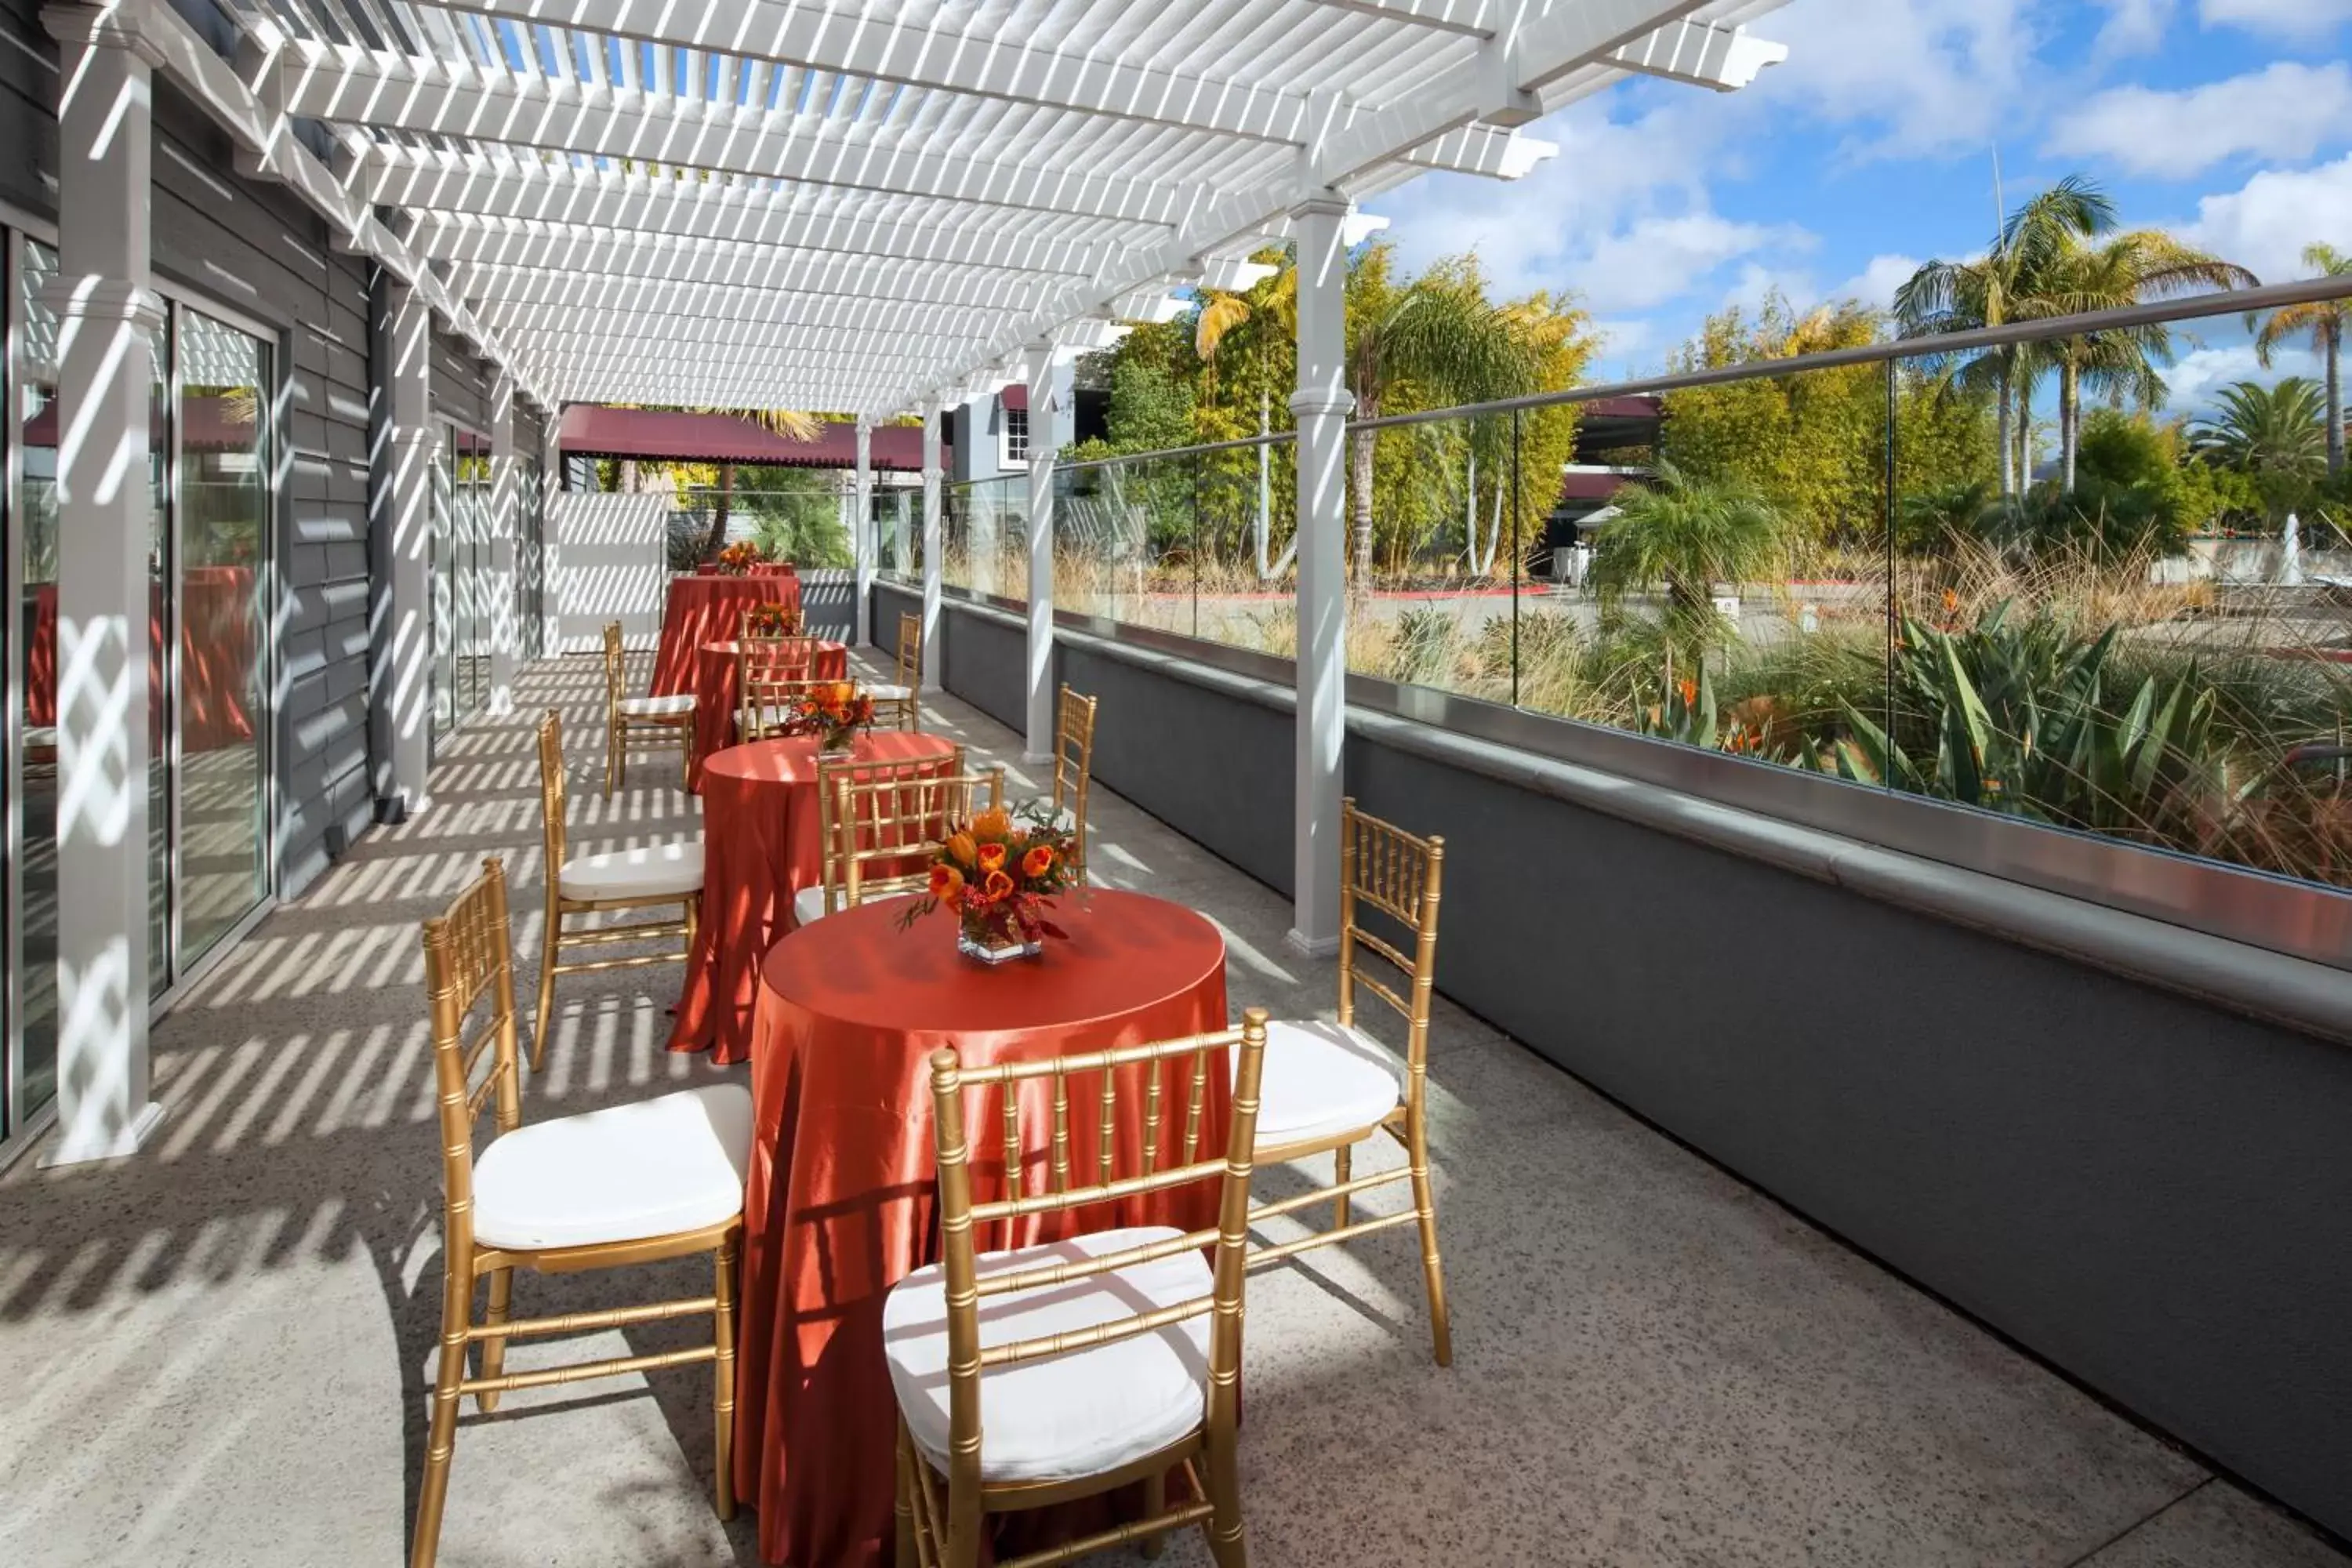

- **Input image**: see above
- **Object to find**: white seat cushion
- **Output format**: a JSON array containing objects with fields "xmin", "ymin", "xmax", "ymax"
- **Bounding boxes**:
[
  {"xmin": 743, "ymin": 704, "xmax": 796, "ymax": 731},
  {"xmin": 884, "ymin": 1228, "xmax": 1210, "ymax": 1484},
  {"xmin": 790, "ymin": 884, "xmax": 831, "ymax": 927},
  {"xmin": 1250, "ymin": 1019, "xmax": 1404, "ymax": 1150},
  {"xmin": 866, "ymin": 683, "xmax": 913, "ymax": 701},
  {"xmin": 559, "ymin": 839, "xmax": 705, "ymax": 901},
  {"xmin": 619, "ymin": 692, "xmax": 695, "ymax": 719},
  {"xmin": 472, "ymin": 1083, "xmax": 753, "ymax": 1250}
]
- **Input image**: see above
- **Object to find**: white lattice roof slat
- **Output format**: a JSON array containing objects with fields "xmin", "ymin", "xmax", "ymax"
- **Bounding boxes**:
[{"xmin": 135, "ymin": 0, "xmax": 1792, "ymax": 416}]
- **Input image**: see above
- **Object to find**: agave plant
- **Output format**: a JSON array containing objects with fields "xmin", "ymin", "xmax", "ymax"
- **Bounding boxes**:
[{"xmin": 1811, "ymin": 601, "xmax": 2234, "ymax": 840}]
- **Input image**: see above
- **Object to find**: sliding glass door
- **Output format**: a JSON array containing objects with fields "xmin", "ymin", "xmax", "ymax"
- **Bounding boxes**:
[
  {"xmin": 2, "ymin": 229, "xmax": 278, "ymax": 1154},
  {"xmin": 432, "ymin": 423, "xmax": 492, "ymax": 744}
]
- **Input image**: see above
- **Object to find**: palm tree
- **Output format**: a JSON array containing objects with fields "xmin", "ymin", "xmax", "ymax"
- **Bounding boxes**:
[
  {"xmin": 693, "ymin": 407, "xmax": 822, "ymax": 561},
  {"xmin": 1200, "ymin": 245, "xmax": 1541, "ymax": 582},
  {"xmin": 1587, "ymin": 462, "xmax": 1792, "ymax": 642},
  {"xmin": 2032, "ymin": 230, "xmax": 2256, "ymax": 489},
  {"xmin": 1195, "ymin": 259, "xmax": 1298, "ymax": 577},
  {"xmin": 2189, "ymin": 378, "xmax": 2330, "ymax": 524},
  {"xmin": 2255, "ymin": 243, "xmax": 2352, "ymax": 478},
  {"xmin": 1340, "ymin": 247, "xmax": 1540, "ymax": 582},
  {"xmin": 1896, "ymin": 175, "xmax": 2118, "ymax": 496}
]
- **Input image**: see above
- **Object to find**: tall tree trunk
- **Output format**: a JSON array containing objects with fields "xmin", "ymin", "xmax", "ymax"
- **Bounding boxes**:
[
  {"xmin": 702, "ymin": 462, "xmax": 735, "ymax": 561},
  {"xmin": 1996, "ymin": 361, "xmax": 2015, "ymax": 497},
  {"xmin": 2013, "ymin": 376, "xmax": 2031, "ymax": 492},
  {"xmin": 2329, "ymin": 327, "xmax": 2345, "ymax": 481},
  {"xmin": 1348, "ymin": 424, "xmax": 1377, "ymax": 584},
  {"xmin": 2060, "ymin": 360, "xmax": 2078, "ymax": 493}
]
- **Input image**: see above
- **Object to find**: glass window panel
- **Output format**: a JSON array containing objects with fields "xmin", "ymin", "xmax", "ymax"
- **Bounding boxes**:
[
  {"xmin": 175, "ymin": 307, "xmax": 270, "ymax": 966},
  {"xmin": 16, "ymin": 237, "xmax": 59, "ymax": 1117}
]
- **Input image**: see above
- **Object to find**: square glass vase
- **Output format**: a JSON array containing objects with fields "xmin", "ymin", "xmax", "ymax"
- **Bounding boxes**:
[{"xmin": 957, "ymin": 924, "xmax": 1042, "ymax": 964}]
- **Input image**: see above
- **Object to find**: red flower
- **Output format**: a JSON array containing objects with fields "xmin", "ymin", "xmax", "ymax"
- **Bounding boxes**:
[{"xmin": 928, "ymin": 864, "xmax": 964, "ymax": 905}]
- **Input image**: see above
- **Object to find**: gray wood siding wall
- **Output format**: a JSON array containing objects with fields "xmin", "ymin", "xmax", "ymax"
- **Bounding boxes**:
[
  {"xmin": 148, "ymin": 82, "xmax": 376, "ymax": 897},
  {"xmin": 431, "ymin": 336, "xmax": 492, "ymax": 431},
  {"xmin": 0, "ymin": 0, "xmax": 56, "ymax": 222}
]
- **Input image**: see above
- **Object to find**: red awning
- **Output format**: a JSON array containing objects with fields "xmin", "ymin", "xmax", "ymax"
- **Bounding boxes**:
[
  {"xmin": 997, "ymin": 384, "xmax": 1028, "ymax": 412},
  {"xmin": 557, "ymin": 406, "xmax": 941, "ymax": 470}
]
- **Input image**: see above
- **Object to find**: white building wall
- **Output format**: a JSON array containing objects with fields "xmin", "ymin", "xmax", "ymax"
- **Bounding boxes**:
[{"xmin": 548, "ymin": 492, "xmax": 668, "ymax": 652}]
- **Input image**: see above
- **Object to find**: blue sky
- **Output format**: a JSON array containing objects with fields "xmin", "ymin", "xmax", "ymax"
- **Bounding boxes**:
[{"xmin": 1381, "ymin": 0, "xmax": 2352, "ymax": 411}]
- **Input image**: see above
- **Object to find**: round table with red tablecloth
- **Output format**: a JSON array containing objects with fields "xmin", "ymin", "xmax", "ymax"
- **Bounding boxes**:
[
  {"xmin": 668, "ymin": 730, "xmax": 958, "ymax": 1062},
  {"xmin": 686, "ymin": 638, "xmax": 847, "ymax": 792},
  {"xmin": 730, "ymin": 889, "xmax": 1231, "ymax": 1568},
  {"xmin": 652, "ymin": 574, "xmax": 804, "ymax": 696}
]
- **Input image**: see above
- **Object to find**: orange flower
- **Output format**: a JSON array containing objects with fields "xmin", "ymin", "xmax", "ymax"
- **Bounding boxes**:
[
  {"xmin": 1021, "ymin": 844, "xmax": 1055, "ymax": 879},
  {"xmin": 928, "ymin": 863, "xmax": 965, "ymax": 905},
  {"xmin": 946, "ymin": 832, "xmax": 977, "ymax": 867},
  {"xmin": 982, "ymin": 869, "xmax": 1014, "ymax": 903},
  {"xmin": 976, "ymin": 843, "xmax": 1007, "ymax": 873},
  {"xmin": 829, "ymin": 682, "xmax": 857, "ymax": 706},
  {"xmin": 972, "ymin": 806, "xmax": 1011, "ymax": 840},
  {"xmin": 1676, "ymin": 677, "xmax": 1697, "ymax": 708}
]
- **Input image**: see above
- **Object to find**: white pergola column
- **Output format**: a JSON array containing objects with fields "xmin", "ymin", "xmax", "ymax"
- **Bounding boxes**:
[
  {"xmin": 39, "ymin": 3, "xmax": 166, "ymax": 1164},
  {"xmin": 539, "ymin": 417, "xmax": 562, "ymax": 658},
  {"xmin": 368, "ymin": 277, "xmax": 434, "ymax": 815},
  {"xmin": 486, "ymin": 369, "xmax": 517, "ymax": 714},
  {"xmin": 853, "ymin": 417, "xmax": 874, "ymax": 648},
  {"xmin": 1287, "ymin": 194, "xmax": 1356, "ymax": 957},
  {"xmin": 920, "ymin": 394, "xmax": 943, "ymax": 691},
  {"xmin": 1022, "ymin": 343, "xmax": 1058, "ymax": 762}
]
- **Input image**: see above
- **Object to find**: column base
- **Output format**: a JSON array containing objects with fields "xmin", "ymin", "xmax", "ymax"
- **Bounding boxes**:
[
  {"xmin": 40, "ymin": 1100, "xmax": 166, "ymax": 1168},
  {"xmin": 1284, "ymin": 928, "xmax": 1341, "ymax": 960},
  {"xmin": 1020, "ymin": 750, "xmax": 1053, "ymax": 768}
]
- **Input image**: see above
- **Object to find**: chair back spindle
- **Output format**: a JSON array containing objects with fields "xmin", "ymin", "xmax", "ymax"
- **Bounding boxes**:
[
  {"xmin": 421, "ymin": 856, "xmax": 525, "ymax": 1224},
  {"xmin": 536, "ymin": 710, "xmax": 572, "ymax": 882},
  {"xmin": 1337, "ymin": 797, "xmax": 1445, "ymax": 1076}
]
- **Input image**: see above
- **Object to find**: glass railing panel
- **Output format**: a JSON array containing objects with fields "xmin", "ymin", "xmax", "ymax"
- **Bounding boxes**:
[
  {"xmin": 943, "ymin": 474, "xmax": 1027, "ymax": 605},
  {"xmin": 1194, "ymin": 437, "xmax": 1298, "ymax": 655},
  {"xmin": 1872, "ymin": 325, "xmax": 2352, "ymax": 891},
  {"xmin": 1058, "ymin": 450, "xmax": 1202, "ymax": 637},
  {"xmin": 1516, "ymin": 362, "xmax": 1894, "ymax": 776},
  {"xmin": 1345, "ymin": 410, "xmax": 1518, "ymax": 702}
]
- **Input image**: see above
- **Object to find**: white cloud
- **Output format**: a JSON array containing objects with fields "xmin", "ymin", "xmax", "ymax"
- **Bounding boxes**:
[
  {"xmin": 2089, "ymin": 0, "xmax": 2176, "ymax": 55},
  {"xmin": 2046, "ymin": 63, "xmax": 2352, "ymax": 177},
  {"xmin": 2198, "ymin": 0, "xmax": 2352, "ymax": 41},
  {"xmin": 1759, "ymin": 0, "xmax": 2042, "ymax": 159},
  {"xmin": 1835, "ymin": 254, "xmax": 1925, "ymax": 311},
  {"xmin": 2161, "ymin": 341, "xmax": 2321, "ymax": 413},
  {"xmin": 1380, "ymin": 98, "xmax": 1812, "ymax": 316},
  {"xmin": 2176, "ymin": 154, "xmax": 2352, "ymax": 283}
]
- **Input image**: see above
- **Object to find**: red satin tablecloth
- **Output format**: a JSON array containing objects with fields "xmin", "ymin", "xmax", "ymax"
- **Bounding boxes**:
[
  {"xmin": 652, "ymin": 575, "xmax": 805, "ymax": 695},
  {"xmin": 734, "ymin": 889, "xmax": 1231, "ymax": 1567},
  {"xmin": 668, "ymin": 730, "xmax": 958, "ymax": 1062},
  {"xmin": 688, "ymin": 638, "xmax": 848, "ymax": 791}
]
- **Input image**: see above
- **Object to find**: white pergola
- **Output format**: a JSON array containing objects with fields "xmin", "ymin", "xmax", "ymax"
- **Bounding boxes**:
[{"xmin": 36, "ymin": 0, "xmax": 1788, "ymax": 1163}]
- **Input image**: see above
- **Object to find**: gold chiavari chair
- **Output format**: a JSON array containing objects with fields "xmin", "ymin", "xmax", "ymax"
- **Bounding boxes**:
[
  {"xmin": 531, "ymin": 710, "xmax": 702, "ymax": 1072},
  {"xmin": 601, "ymin": 621, "xmax": 695, "ymax": 797},
  {"xmin": 866, "ymin": 612, "xmax": 922, "ymax": 731},
  {"xmin": 886, "ymin": 1011, "xmax": 1272, "ymax": 1568},
  {"xmin": 735, "ymin": 633, "xmax": 833, "ymax": 742},
  {"xmin": 412, "ymin": 857, "xmax": 750, "ymax": 1568},
  {"xmin": 795, "ymin": 752, "xmax": 1004, "ymax": 927},
  {"xmin": 1051, "ymin": 684, "xmax": 1098, "ymax": 884},
  {"xmin": 1244, "ymin": 798, "xmax": 1452, "ymax": 1364}
]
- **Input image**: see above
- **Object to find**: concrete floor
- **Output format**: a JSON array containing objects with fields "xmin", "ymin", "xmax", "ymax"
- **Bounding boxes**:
[{"xmin": 2, "ymin": 653, "xmax": 2345, "ymax": 1568}]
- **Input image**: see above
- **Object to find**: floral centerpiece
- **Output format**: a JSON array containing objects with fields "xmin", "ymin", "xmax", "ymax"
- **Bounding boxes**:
[
  {"xmin": 744, "ymin": 599, "xmax": 802, "ymax": 637},
  {"xmin": 780, "ymin": 681, "xmax": 873, "ymax": 753},
  {"xmin": 715, "ymin": 540, "xmax": 768, "ymax": 576},
  {"xmin": 898, "ymin": 804, "xmax": 1079, "ymax": 963}
]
